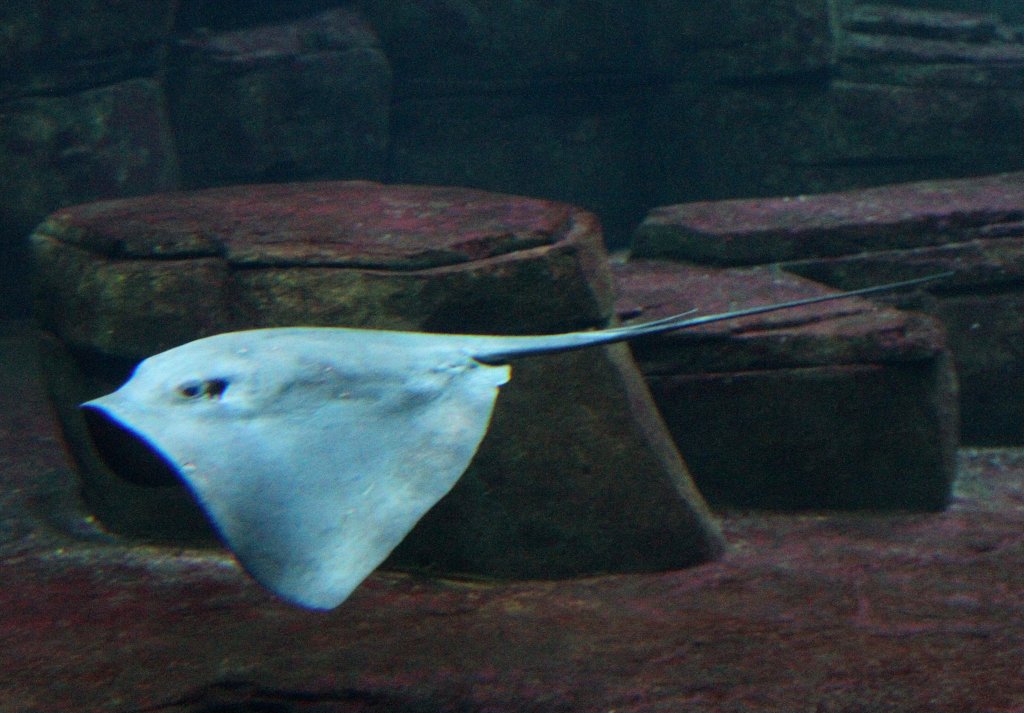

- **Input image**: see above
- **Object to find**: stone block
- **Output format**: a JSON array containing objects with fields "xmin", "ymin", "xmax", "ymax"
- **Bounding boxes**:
[
  {"xmin": 633, "ymin": 172, "xmax": 1024, "ymax": 444},
  {"xmin": 0, "ymin": 79, "xmax": 179, "ymax": 241},
  {"xmin": 844, "ymin": 4, "xmax": 1001, "ymax": 43},
  {"xmin": 166, "ymin": 8, "xmax": 391, "ymax": 187},
  {"xmin": 358, "ymin": 1, "xmax": 655, "ymax": 245},
  {"xmin": 648, "ymin": 78, "xmax": 1024, "ymax": 205},
  {"xmin": 645, "ymin": 4, "xmax": 1024, "ymax": 204},
  {"xmin": 358, "ymin": 1, "xmax": 649, "ymax": 85},
  {"xmin": 0, "ymin": 0, "xmax": 174, "ymax": 100},
  {"xmin": 645, "ymin": 0, "xmax": 836, "ymax": 81},
  {"xmin": 615, "ymin": 260, "xmax": 958, "ymax": 510},
  {"xmin": 31, "ymin": 180, "xmax": 724, "ymax": 578}
]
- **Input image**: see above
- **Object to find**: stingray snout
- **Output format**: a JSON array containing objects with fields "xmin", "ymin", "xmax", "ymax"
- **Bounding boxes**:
[{"xmin": 81, "ymin": 400, "xmax": 183, "ymax": 488}]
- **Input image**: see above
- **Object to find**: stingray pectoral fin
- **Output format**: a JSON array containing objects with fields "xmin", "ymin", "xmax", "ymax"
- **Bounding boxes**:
[{"xmin": 83, "ymin": 357, "xmax": 511, "ymax": 610}]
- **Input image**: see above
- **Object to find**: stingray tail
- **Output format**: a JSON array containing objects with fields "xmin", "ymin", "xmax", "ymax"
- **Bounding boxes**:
[{"xmin": 471, "ymin": 271, "xmax": 952, "ymax": 365}]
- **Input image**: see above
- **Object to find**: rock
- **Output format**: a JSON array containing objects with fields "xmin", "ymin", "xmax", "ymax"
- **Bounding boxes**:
[
  {"xmin": 633, "ymin": 172, "xmax": 1024, "ymax": 265},
  {"xmin": 615, "ymin": 261, "xmax": 958, "ymax": 510},
  {"xmin": 631, "ymin": 172, "xmax": 1024, "ymax": 445},
  {"xmin": 646, "ymin": 0, "xmax": 834, "ymax": 81},
  {"xmin": 0, "ymin": 78, "xmax": 179, "ymax": 260},
  {"xmin": 0, "ymin": 1, "xmax": 179, "ymax": 317},
  {"xmin": 0, "ymin": 0, "xmax": 175, "ymax": 101},
  {"xmin": 845, "ymin": 4, "xmax": 1001, "ymax": 43},
  {"xmin": 31, "ymin": 180, "xmax": 724, "ymax": 576},
  {"xmin": 358, "ymin": 1, "xmax": 648, "ymax": 87},
  {"xmin": 0, "ymin": 78, "xmax": 180, "ymax": 317},
  {"xmin": 389, "ymin": 89, "xmax": 651, "ymax": 247},
  {"xmin": 167, "ymin": 8, "xmax": 391, "ymax": 187},
  {"xmin": 7, "ymin": 1, "xmax": 1024, "ymax": 321},
  {"xmin": 646, "ymin": 3, "xmax": 1024, "ymax": 205},
  {"xmin": 174, "ymin": 0, "xmax": 341, "ymax": 32},
  {"xmin": 360, "ymin": 0, "xmax": 655, "ymax": 245}
]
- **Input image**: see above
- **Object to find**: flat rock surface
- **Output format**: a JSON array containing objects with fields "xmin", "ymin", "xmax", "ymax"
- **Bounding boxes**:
[
  {"xmin": 633, "ymin": 172, "xmax": 1024, "ymax": 265},
  {"xmin": 3, "ymin": 316, "xmax": 1023, "ymax": 711},
  {"xmin": 35, "ymin": 181, "xmax": 574, "ymax": 268}
]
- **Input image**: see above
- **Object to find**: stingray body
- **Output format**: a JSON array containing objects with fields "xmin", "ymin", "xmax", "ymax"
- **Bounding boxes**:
[{"xmin": 82, "ymin": 274, "xmax": 947, "ymax": 609}]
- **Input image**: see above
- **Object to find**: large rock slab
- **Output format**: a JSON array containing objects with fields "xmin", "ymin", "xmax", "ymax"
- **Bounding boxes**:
[
  {"xmin": 615, "ymin": 261, "xmax": 958, "ymax": 510},
  {"xmin": 31, "ymin": 181, "xmax": 724, "ymax": 578},
  {"xmin": 633, "ymin": 172, "xmax": 1024, "ymax": 265},
  {"xmin": 3, "ymin": 320, "xmax": 1023, "ymax": 712},
  {"xmin": 633, "ymin": 172, "xmax": 1024, "ymax": 445}
]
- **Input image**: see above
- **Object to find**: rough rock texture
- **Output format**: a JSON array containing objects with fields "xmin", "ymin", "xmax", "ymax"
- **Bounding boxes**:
[
  {"xmin": 0, "ymin": 0, "xmax": 180, "ymax": 315},
  {"xmin": 3, "ymin": 320, "xmax": 1023, "ymax": 713},
  {"xmin": 0, "ymin": 0, "xmax": 175, "ymax": 101},
  {"xmin": 647, "ymin": 0, "xmax": 835, "ymax": 83},
  {"xmin": 615, "ymin": 260, "xmax": 958, "ymax": 510},
  {"xmin": 648, "ymin": 2, "xmax": 1024, "ymax": 205},
  {"xmin": 167, "ymin": 8, "xmax": 391, "ymax": 188},
  {"xmin": 631, "ymin": 172, "xmax": 1023, "ymax": 445},
  {"xmin": 0, "ymin": 78, "xmax": 179, "ymax": 228},
  {"xmin": 845, "ymin": 4, "xmax": 1002, "ymax": 43},
  {"xmin": 31, "ymin": 181, "xmax": 724, "ymax": 576},
  {"xmin": 5, "ymin": 2, "xmax": 1024, "ymax": 319},
  {"xmin": 32, "ymin": 182, "xmax": 616, "ymax": 355},
  {"xmin": 369, "ymin": 0, "xmax": 653, "ymax": 246},
  {"xmin": 0, "ymin": 79, "xmax": 179, "ymax": 285},
  {"xmin": 633, "ymin": 172, "xmax": 1024, "ymax": 265}
]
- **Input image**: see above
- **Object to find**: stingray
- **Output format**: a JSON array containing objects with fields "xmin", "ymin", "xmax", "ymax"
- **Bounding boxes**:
[{"xmin": 81, "ymin": 273, "xmax": 948, "ymax": 609}]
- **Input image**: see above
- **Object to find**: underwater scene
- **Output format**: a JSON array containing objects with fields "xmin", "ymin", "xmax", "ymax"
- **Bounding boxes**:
[{"xmin": 3, "ymin": 1, "xmax": 1024, "ymax": 711}]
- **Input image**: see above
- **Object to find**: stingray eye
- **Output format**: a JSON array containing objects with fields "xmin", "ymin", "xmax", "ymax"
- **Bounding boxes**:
[
  {"xmin": 176, "ymin": 381, "xmax": 202, "ymax": 399},
  {"xmin": 176, "ymin": 378, "xmax": 229, "ymax": 400}
]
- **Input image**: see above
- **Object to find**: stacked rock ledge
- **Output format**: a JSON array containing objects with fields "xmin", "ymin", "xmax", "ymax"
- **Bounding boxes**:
[
  {"xmin": 615, "ymin": 261, "xmax": 958, "ymax": 511},
  {"xmin": 632, "ymin": 172, "xmax": 1022, "ymax": 445}
]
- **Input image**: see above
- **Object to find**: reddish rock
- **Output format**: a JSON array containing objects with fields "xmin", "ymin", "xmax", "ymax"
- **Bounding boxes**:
[
  {"xmin": 3, "ymin": 321, "xmax": 1023, "ymax": 712},
  {"xmin": 32, "ymin": 181, "xmax": 610, "ymax": 356},
  {"xmin": 31, "ymin": 181, "xmax": 723, "ymax": 578},
  {"xmin": 33, "ymin": 181, "xmax": 576, "ymax": 267},
  {"xmin": 633, "ymin": 172, "xmax": 1024, "ymax": 265},
  {"xmin": 615, "ymin": 260, "xmax": 958, "ymax": 511},
  {"xmin": 632, "ymin": 172, "xmax": 1024, "ymax": 445}
]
